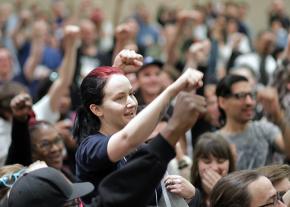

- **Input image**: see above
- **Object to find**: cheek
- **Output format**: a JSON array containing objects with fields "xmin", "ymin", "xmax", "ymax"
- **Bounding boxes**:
[
  {"xmin": 197, "ymin": 160, "xmax": 208, "ymax": 176},
  {"xmin": 219, "ymin": 161, "xmax": 230, "ymax": 176}
]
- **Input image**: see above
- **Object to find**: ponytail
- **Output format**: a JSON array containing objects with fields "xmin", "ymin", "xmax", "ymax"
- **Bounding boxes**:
[{"xmin": 73, "ymin": 105, "xmax": 101, "ymax": 144}]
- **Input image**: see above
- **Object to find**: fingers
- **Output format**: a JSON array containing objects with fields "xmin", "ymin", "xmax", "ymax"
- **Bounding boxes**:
[
  {"xmin": 10, "ymin": 93, "xmax": 32, "ymax": 110},
  {"xmin": 119, "ymin": 49, "xmax": 143, "ymax": 66}
]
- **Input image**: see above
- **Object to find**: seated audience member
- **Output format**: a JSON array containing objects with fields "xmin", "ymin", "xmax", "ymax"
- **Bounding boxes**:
[
  {"xmin": 5, "ymin": 93, "xmax": 75, "ymax": 180},
  {"xmin": 256, "ymin": 164, "xmax": 290, "ymax": 199},
  {"xmin": 1, "ymin": 167, "xmax": 94, "ymax": 207},
  {"xmin": 215, "ymin": 74, "xmax": 290, "ymax": 170},
  {"xmin": 210, "ymin": 170, "xmax": 286, "ymax": 207},
  {"xmin": 190, "ymin": 132, "xmax": 235, "ymax": 207},
  {"xmin": 0, "ymin": 164, "xmax": 23, "ymax": 203}
]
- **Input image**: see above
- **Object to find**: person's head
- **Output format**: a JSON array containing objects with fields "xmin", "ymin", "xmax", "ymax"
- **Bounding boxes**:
[
  {"xmin": 211, "ymin": 170, "xmax": 286, "ymax": 207},
  {"xmin": 191, "ymin": 132, "xmax": 235, "ymax": 189},
  {"xmin": 256, "ymin": 164, "xmax": 290, "ymax": 198},
  {"xmin": 73, "ymin": 66, "xmax": 138, "ymax": 142},
  {"xmin": 4, "ymin": 167, "xmax": 94, "ymax": 207},
  {"xmin": 29, "ymin": 121, "xmax": 65, "ymax": 170},
  {"xmin": 136, "ymin": 56, "xmax": 163, "ymax": 100},
  {"xmin": 0, "ymin": 164, "xmax": 23, "ymax": 200},
  {"xmin": 80, "ymin": 19, "xmax": 98, "ymax": 46},
  {"xmin": 255, "ymin": 30, "xmax": 276, "ymax": 55},
  {"xmin": 230, "ymin": 65, "xmax": 258, "ymax": 88},
  {"xmin": 0, "ymin": 48, "xmax": 13, "ymax": 82},
  {"xmin": 216, "ymin": 74, "xmax": 256, "ymax": 126},
  {"xmin": 0, "ymin": 81, "xmax": 27, "ymax": 120}
]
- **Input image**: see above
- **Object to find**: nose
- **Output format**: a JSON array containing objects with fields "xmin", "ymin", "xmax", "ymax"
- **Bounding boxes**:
[
  {"xmin": 209, "ymin": 161, "xmax": 220, "ymax": 172},
  {"xmin": 244, "ymin": 94, "xmax": 255, "ymax": 105},
  {"xmin": 126, "ymin": 95, "xmax": 137, "ymax": 108}
]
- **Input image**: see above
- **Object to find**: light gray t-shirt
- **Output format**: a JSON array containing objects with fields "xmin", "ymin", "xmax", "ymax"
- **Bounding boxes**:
[{"xmin": 216, "ymin": 120, "xmax": 282, "ymax": 170}]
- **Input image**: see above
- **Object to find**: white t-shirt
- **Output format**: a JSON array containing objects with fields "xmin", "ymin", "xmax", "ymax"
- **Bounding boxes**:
[
  {"xmin": 33, "ymin": 95, "xmax": 60, "ymax": 124},
  {"xmin": 0, "ymin": 118, "xmax": 11, "ymax": 166}
]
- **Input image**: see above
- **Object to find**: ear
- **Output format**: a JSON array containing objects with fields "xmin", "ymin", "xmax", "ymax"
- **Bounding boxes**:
[
  {"xmin": 217, "ymin": 96, "xmax": 226, "ymax": 110},
  {"xmin": 89, "ymin": 104, "xmax": 103, "ymax": 117}
]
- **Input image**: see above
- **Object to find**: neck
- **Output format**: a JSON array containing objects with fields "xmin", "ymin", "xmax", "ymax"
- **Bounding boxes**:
[
  {"xmin": 222, "ymin": 118, "xmax": 249, "ymax": 134},
  {"xmin": 99, "ymin": 124, "xmax": 118, "ymax": 136}
]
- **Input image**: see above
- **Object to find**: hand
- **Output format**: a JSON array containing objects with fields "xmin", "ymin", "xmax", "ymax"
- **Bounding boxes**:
[
  {"xmin": 32, "ymin": 20, "xmax": 48, "ymax": 42},
  {"xmin": 200, "ymin": 168, "xmax": 222, "ymax": 195},
  {"xmin": 10, "ymin": 93, "xmax": 32, "ymax": 121},
  {"xmin": 112, "ymin": 49, "xmax": 143, "ymax": 73},
  {"xmin": 168, "ymin": 68, "xmax": 203, "ymax": 96},
  {"xmin": 63, "ymin": 25, "xmax": 80, "ymax": 49},
  {"xmin": 230, "ymin": 33, "xmax": 243, "ymax": 50},
  {"xmin": 115, "ymin": 20, "xmax": 138, "ymax": 43},
  {"xmin": 54, "ymin": 119, "xmax": 76, "ymax": 150},
  {"xmin": 164, "ymin": 175, "xmax": 195, "ymax": 200},
  {"xmin": 187, "ymin": 40, "xmax": 211, "ymax": 67},
  {"xmin": 257, "ymin": 87, "xmax": 281, "ymax": 117},
  {"xmin": 177, "ymin": 9, "xmax": 203, "ymax": 24},
  {"xmin": 169, "ymin": 92, "xmax": 206, "ymax": 134}
]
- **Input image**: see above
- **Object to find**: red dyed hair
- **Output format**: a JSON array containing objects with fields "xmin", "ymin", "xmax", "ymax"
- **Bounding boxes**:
[{"xmin": 87, "ymin": 66, "xmax": 123, "ymax": 79}]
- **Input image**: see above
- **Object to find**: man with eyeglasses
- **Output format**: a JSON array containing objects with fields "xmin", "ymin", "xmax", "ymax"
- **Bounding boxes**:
[{"xmin": 215, "ymin": 74, "xmax": 290, "ymax": 170}]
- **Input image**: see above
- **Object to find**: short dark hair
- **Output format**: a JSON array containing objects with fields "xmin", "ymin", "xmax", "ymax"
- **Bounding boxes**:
[
  {"xmin": 210, "ymin": 170, "xmax": 261, "ymax": 207},
  {"xmin": 216, "ymin": 74, "xmax": 248, "ymax": 125}
]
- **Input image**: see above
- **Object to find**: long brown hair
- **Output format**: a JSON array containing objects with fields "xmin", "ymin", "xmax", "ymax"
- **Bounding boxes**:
[{"xmin": 191, "ymin": 132, "xmax": 236, "ymax": 189}]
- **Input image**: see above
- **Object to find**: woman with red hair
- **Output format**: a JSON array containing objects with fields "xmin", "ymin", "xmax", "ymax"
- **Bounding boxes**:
[{"xmin": 73, "ymin": 50, "xmax": 204, "ymax": 204}]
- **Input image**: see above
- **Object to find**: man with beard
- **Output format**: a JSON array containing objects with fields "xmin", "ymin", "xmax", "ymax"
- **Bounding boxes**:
[{"xmin": 215, "ymin": 74, "xmax": 290, "ymax": 170}]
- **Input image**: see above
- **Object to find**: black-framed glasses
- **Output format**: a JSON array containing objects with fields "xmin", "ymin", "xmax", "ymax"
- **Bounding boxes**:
[
  {"xmin": 37, "ymin": 136, "xmax": 64, "ymax": 151},
  {"xmin": 228, "ymin": 91, "xmax": 256, "ymax": 100},
  {"xmin": 258, "ymin": 192, "xmax": 283, "ymax": 207},
  {"xmin": 0, "ymin": 168, "xmax": 27, "ymax": 188}
]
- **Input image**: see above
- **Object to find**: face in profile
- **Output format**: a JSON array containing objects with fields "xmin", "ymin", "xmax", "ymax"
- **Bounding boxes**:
[
  {"xmin": 248, "ymin": 176, "xmax": 286, "ymax": 207},
  {"xmin": 198, "ymin": 154, "xmax": 230, "ymax": 177}
]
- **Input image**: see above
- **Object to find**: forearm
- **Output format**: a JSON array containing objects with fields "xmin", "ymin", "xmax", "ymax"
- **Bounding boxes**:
[
  {"xmin": 166, "ymin": 22, "xmax": 184, "ymax": 65},
  {"xmin": 272, "ymin": 110, "xmax": 290, "ymax": 157},
  {"xmin": 109, "ymin": 87, "xmax": 175, "ymax": 161},
  {"xmin": 23, "ymin": 40, "xmax": 43, "ymax": 82},
  {"xmin": 48, "ymin": 40, "xmax": 77, "ymax": 111},
  {"xmin": 6, "ymin": 118, "xmax": 32, "ymax": 166}
]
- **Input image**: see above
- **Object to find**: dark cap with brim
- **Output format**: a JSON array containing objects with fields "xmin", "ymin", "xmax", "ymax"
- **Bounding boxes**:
[
  {"xmin": 138, "ymin": 56, "xmax": 164, "ymax": 73},
  {"xmin": 7, "ymin": 167, "xmax": 94, "ymax": 207}
]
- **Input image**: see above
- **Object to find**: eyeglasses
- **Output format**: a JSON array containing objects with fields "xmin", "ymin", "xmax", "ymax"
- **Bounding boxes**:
[
  {"xmin": 0, "ymin": 168, "xmax": 27, "ymax": 188},
  {"xmin": 227, "ymin": 91, "xmax": 256, "ymax": 100},
  {"xmin": 258, "ymin": 192, "xmax": 283, "ymax": 207},
  {"xmin": 37, "ymin": 136, "xmax": 64, "ymax": 151}
]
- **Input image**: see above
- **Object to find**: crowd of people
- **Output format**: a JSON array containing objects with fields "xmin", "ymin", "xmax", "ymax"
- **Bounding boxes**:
[{"xmin": 1, "ymin": 0, "xmax": 290, "ymax": 206}]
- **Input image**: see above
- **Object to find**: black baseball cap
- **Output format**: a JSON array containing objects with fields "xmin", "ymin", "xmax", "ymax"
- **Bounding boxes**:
[
  {"xmin": 138, "ymin": 56, "xmax": 164, "ymax": 73},
  {"xmin": 5, "ymin": 167, "xmax": 94, "ymax": 207}
]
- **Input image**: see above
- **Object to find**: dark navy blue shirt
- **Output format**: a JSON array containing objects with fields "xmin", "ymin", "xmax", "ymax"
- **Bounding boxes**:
[{"xmin": 75, "ymin": 133, "xmax": 127, "ymax": 203}]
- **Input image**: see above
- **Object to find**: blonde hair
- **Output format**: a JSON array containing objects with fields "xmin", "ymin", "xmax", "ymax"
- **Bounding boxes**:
[{"xmin": 0, "ymin": 164, "xmax": 24, "ymax": 200}]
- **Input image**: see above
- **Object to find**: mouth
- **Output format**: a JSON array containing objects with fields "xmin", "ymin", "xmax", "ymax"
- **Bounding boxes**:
[{"xmin": 124, "ymin": 111, "xmax": 136, "ymax": 118}]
